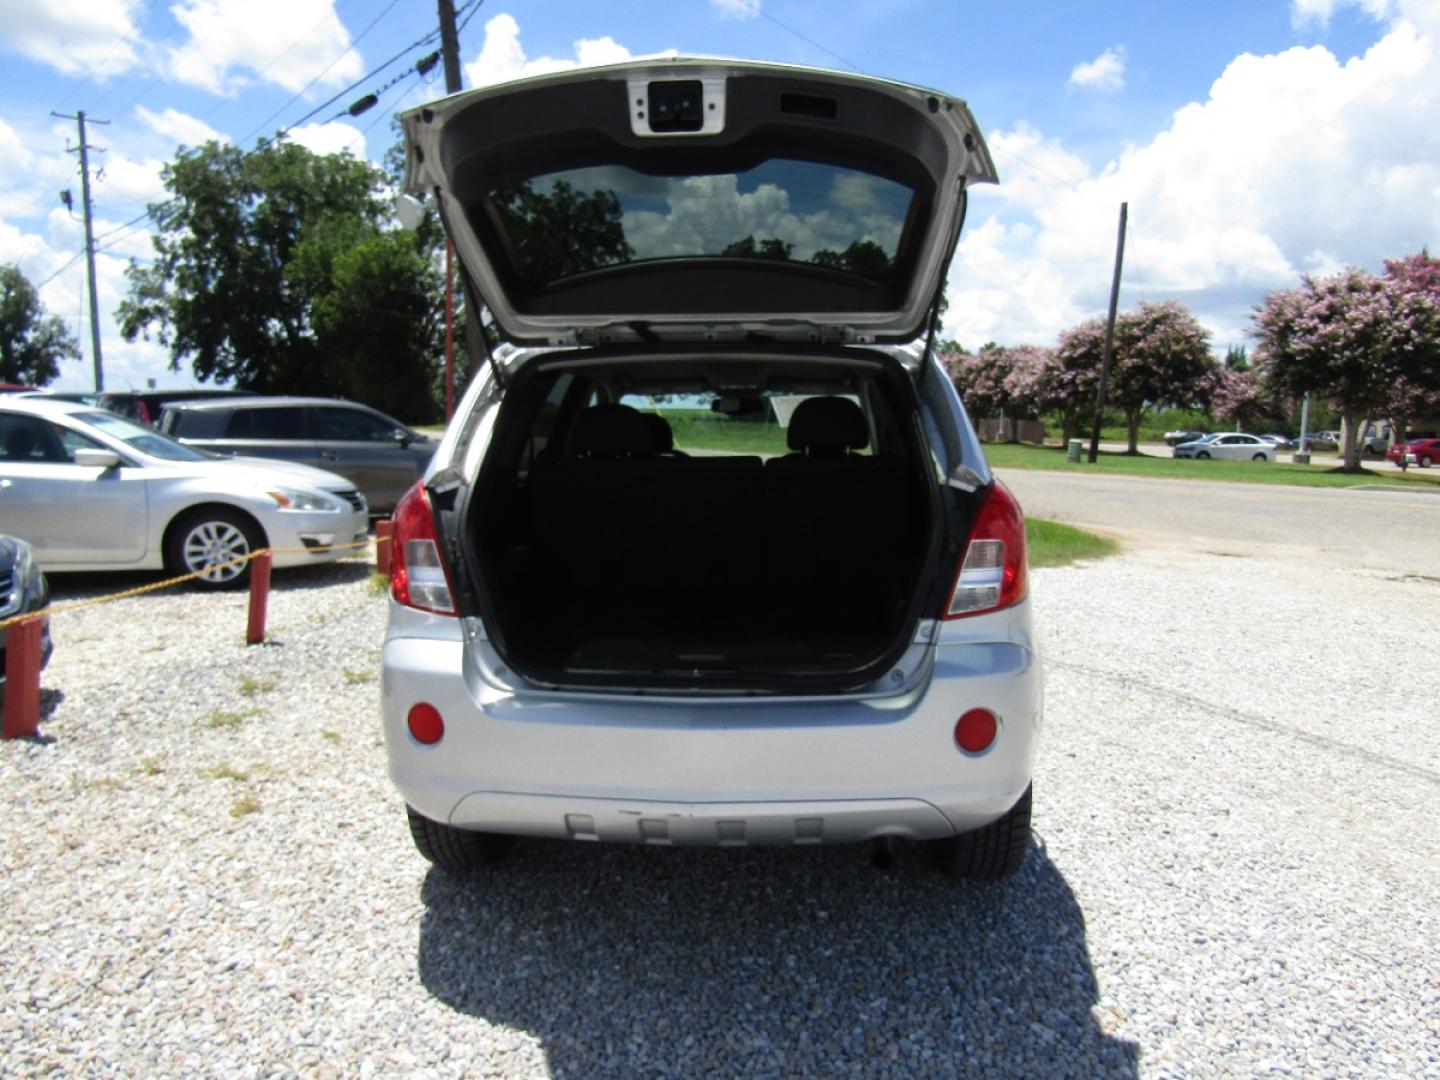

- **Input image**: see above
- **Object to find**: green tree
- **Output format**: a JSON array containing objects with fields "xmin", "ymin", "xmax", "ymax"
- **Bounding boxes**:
[
  {"xmin": 118, "ymin": 140, "xmax": 443, "ymax": 420},
  {"xmin": 721, "ymin": 236, "xmax": 793, "ymax": 260},
  {"xmin": 491, "ymin": 179, "xmax": 634, "ymax": 281},
  {"xmin": 0, "ymin": 265, "xmax": 79, "ymax": 386},
  {"xmin": 1254, "ymin": 267, "xmax": 1440, "ymax": 470},
  {"xmin": 1060, "ymin": 301, "xmax": 1216, "ymax": 453},
  {"xmin": 811, "ymin": 239, "xmax": 892, "ymax": 279}
]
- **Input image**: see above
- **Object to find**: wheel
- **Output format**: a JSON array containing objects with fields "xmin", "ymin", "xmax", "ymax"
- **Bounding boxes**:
[
  {"xmin": 1252, "ymin": 452, "xmax": 1266, "ymax": 461},
  {"xmin": 930, "ymin": 784, "xmax": 1032, "ymax": 882},
  {"xmin": 1422, "ymin": 456, "xmax": 1434, "ymax": 468},
  {"xmin": 1196, "ymin": 451, "xmax": 1210, "ymax": 459},
  {"xmin": 406, "ymin": 804, "xmax": 515, "ymax": 872},
  {"xmin": 165, "ymin": 507, "xmax": 264, "ymax": 589}
]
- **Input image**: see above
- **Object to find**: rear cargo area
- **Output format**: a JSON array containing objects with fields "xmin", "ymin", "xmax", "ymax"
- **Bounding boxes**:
[{"xmin": 466, "ymin": 354, "xmax": 939, "ymax": 689}]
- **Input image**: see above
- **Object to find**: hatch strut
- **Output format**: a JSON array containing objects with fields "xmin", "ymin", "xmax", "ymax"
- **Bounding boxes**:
[
  {"xmin": 458, "ymin": 266, "xmax": 508, "ymax": 392},
  {"xmin": 916, "ymin": 282, "xmax": 946, "ymax": 392}
]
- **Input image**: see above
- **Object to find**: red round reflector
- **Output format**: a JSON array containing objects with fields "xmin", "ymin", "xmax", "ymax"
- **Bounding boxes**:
[
  {"xmin": 407, "ymin": 703, "xmax": 444, "ymax": 745},
  {"xmin": 955, "ymin": 708, "xmax": 998, "ymax": 753}
]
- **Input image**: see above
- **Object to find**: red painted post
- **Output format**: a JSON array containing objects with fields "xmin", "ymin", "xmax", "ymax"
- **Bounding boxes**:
[
  {"xmin": 246, "ymin": 551, "xmax": 272, "ymax": 645},
  {"xmin": 376, "ymin": 520, "xmax": 393, "ymax": 577},
  {"xmin": 3, "ymin": 617, "xmax": 43, "ymax": 739}
]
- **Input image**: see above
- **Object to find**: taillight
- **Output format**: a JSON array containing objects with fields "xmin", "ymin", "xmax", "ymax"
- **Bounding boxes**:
[
  {"xmin": 944, "ymin": 479, "xmax": 1028, "ymax": 619},
  {"xmin": 390, "ymin": 481, "xmax": 458, "ymax": 616}
]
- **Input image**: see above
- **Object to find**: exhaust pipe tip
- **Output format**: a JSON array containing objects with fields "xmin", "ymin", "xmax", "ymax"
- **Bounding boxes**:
[{"xmin": 868, "ymin": 836, "xmax": 896, "ymax": 870}]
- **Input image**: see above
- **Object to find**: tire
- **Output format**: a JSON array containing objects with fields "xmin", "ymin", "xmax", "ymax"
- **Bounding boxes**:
[
  {"xmin": 406, "ymin": 804, "xmax": 515, "ymax": 872},
  {"xmin": 1422, "ymin": 456, "xmax": 1433, "ymax": 468},
  {"xmin": 1252, "ymin": 452, "xmax": 1266, "ymax": 461},
  {"xmin": 1196, "ymin": 451, "xmax": 1210, "ymax": 459},
  {"xmin": 165, "ymin": 507, "xmax": 264, "ymax": 589},
  {"xmin": 930, "ymin": 784, "xmax": 1032, "ymax": 882}
]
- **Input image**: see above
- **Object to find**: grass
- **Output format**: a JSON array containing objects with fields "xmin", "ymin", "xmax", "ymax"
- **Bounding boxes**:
[
  {"xmin": 229, "ymin": 794, "xmax": 262, "ymax": 818},
  {"xmin": 1026, "ymin": 519, "xmax": 1121, "ymax": 568},
  {"xmin": 985, "ymin": 443, "xmax": 1440, "ymax": 490},
  {"xmin": 238, "ymin": 676, "xmax": 276, "ymax": 697},
  {"xmin": 367, "ymin": 572, "xmax": 389, "ymax": 597},
  {"xmin": 203, "ymin": 708, "xmax": 254, "ymax": 731},
  {"xmin": 137, "ymin": 756, "xmax": 164, "ymax": 777},
  {"xmin": 343, "ymin": 667, "xmax": 373, "ymax": 685},
  {"xmin": 659, "ymin": 409, "xmax": 790, "ymax": 455},
  {"xmin": 321, "ymin": 729, "xmax": 342, "ymax": 743},
  {"xmin": 208, "ymin": 762, "xmax": 249, "ymax": 782}
]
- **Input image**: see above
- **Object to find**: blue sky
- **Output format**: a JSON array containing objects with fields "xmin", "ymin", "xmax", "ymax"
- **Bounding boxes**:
[{"xmin": 1, "ymin": 0, "xmax": 1436, "ymax": 390}]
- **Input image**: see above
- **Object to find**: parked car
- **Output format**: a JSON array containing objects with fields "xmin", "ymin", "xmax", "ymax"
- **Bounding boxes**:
[
  {"xmin": 99, "ymin": 388, "xmax": 253, "ymax": 427},
  {"xmin": 159, "ymin": 397, "xmax": 435, "ymax": 515},
  {"xmin": 1304, "ymin": 431, "xmax": 1340, "ymax": 451},
  {"xmin": 1257, "ymin": 434, "xmax": 1293, "ymax": 450},
  {"xmin": 0, "ymin": 533, "xmax": 52, "ymax": 683},
  {"xmin": 0, "ymin": 396, "xmax": 368, "ymax": 588},
  {"xmin": 1163, "ymin": 429, "xmax": 1208, "ymax": 446},
  {"xmin": 1387, "ymin": 437, "xmax": 1440, "ymax": 468},
  {"xmin": 19, "ymin": 390, "xmax": 104, "ymax": 407},
  {"xmin": 1174, "ymin": 433, "xmax": 1275, "ymax": 461},
  {"xmin": 382, "ymin": 58, "xmax": 1039, "ymax": 883},
  {"xmin": 0, "ymin": 384, "xmax": 38, "ymax": 394}
]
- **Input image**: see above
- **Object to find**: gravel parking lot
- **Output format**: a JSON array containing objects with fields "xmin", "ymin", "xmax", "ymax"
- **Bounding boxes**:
[{"xmin": 1, "ymin": 539, "xmax": 1436, "ymax": 1076}]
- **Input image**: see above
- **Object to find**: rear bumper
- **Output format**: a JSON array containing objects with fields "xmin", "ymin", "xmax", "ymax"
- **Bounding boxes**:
[{"xmin": 381, "ymin": 608, "xmax": 1042, "ymax": 845}]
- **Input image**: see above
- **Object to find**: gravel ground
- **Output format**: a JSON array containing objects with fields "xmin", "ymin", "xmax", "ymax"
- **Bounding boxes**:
[{"xmin": 1, "ymin": 542, "xmax": 1436, "ymax": 1077}]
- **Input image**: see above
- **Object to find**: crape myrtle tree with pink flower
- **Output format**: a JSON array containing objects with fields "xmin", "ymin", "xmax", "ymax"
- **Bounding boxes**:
[
  {"xmin": 1058, "ymin": 300, "xmax": 1216, "ymax": 454},
  {"xmin": 1252, "ymin": 256, "xmax": 1440, "ymax": 472},
  {"xmin": 945, "ymin": 343, "xmax": 1095, "ymax": 443}
]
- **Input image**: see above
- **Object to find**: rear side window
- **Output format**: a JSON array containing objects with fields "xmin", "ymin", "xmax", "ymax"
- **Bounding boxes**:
[
  {"xmin": 225, "ymin": 407, "xmax": 308, "ymax": 440},
  {"xmin": 309, "ymin": 406, "xmax": 398, "ymax": 441}
]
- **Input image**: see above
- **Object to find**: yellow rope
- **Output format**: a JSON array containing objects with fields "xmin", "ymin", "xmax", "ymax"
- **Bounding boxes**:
[{"xmin": 0, "ymin": 534, "xmax": 387, "ymax": 631}]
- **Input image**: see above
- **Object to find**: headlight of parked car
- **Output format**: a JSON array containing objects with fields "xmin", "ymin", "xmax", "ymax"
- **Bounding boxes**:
[{"xmin": 266, "ymin": 488, "xmax": 345, "ymax": 513}]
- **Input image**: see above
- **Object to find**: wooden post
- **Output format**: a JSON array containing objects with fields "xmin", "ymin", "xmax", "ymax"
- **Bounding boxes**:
[
  {"xmin": 1087, "ymin": 202, "xmax": 1128, "ymax": 464},
  {"xmin": 3, "ymin": 617, "xmax": 43, "ymax": 739},
  {"xmin": 246, "ymin": 551, "xmax": 272, "ymax": 645}
]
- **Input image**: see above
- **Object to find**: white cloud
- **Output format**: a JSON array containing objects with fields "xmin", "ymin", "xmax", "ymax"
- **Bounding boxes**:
[
  {"xmin": 284, "ymin": 121, "xmax": 365, "ymax": 158},
  {"xmin": 1291, "ymin": 0, "xmax": 1395, "ymax": 29},
  {"xmin": 135, "ymin": 106, "xmax": 227, "ymax": 149},
  {"xmin": 947, "ymin": 10, "xmax": 1440, "ymax": 352},
  {"xmin": 0, "ymin": 0, "xmax": 142, "ymax": 77},
  {"xmin": 1068, "ymin": 46, "xmax": 1127, "ymax": 91},
  {"xmin": 167, "ymin": 0, "xmax": 363, "ymax": 95},
  {"xmin": 465, "ymin": 13, "xmax": 674, "ymax": 87},
  {"xmin": 711, "ymin": 0, "xmax": 761, "ymax": 19}
]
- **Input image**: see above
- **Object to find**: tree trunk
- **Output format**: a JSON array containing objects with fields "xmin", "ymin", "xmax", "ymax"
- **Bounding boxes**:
[
  {"xmin": 1060, "ymin": 414, "xmax": 1075, "ymax": 445},
  {"xmin": 1341, "ymin": 411, "xmax": 1361, "ymax": 472},
  {"xmin": 1126, "ymin": 409, "xmax": 1141, "ymax": 455}
]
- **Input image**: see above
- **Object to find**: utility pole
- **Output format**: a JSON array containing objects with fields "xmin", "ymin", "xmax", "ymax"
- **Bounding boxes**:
[
  {"xmin": 437, "ymin": 0, "xmax": 464, "ymax": 419},
  {"xmin": 1087, "ymin": 202, "xmax": 1128, "ymax": 464},
  {"xmin": 53, "ymin": 110, "xmax": 110, "ymax": 392}
]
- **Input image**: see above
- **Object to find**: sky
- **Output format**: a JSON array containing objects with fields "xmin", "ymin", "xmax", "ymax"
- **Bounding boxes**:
[{"xmin": 1, "ymin": 0, "xmax": 1437, "ymax": 391}]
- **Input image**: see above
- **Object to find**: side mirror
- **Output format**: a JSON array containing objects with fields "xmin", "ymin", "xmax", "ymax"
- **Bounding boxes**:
[
  {"xmin": 75, "ymin": 448, "xmax": 121, "ymax": 469},
  {"xmin": 392, "ymin": 429, "xmax": 413, "ymax": 448}
]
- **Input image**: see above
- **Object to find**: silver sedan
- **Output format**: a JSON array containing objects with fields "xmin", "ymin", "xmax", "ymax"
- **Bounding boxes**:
[
  {"xmin": 0, "ymin": 397, "xmax": 368, "ymax": 588},
  {"xmin": 1173, "ymin": 433, "xmax": 1276, "ymax": 461}
]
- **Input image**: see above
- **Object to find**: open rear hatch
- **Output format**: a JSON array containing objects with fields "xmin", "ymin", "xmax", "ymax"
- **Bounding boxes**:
[{"xmin": 400, "ymin": 57, "xmax": 996, "ymax": 346}]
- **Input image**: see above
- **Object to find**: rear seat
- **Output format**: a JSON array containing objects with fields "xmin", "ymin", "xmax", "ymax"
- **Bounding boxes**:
[
  {"xmin": 529, "ymin": 404, "xmax": 764, "ymax": 635},
  {"xmin": 763, "ymin": 397, "xmax": 910, "ymax": 631},
  {"xmin": 530, "ymin": 398, "xmax": 912, "ymax": 639}
]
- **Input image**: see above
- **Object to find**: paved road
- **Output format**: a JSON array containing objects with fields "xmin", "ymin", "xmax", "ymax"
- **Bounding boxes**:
[{"xmin": 1001, "ymin": 468, "xmax": 1440, "ymax": 577}]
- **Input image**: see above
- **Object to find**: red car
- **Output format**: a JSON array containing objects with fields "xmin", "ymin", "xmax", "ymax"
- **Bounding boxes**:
[{"xmin": 1387, "ymin": 437, "xmax": 1440, "ymax": 467}]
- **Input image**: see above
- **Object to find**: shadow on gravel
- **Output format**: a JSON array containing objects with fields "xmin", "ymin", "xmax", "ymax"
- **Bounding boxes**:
[{"xmin": 417, "ymin": 839, "xmax": 1138, "ymax": 1077}]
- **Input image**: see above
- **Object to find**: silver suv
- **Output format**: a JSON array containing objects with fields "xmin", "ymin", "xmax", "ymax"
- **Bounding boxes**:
[{"xmin": 382, "ymin": 59, "xmax": 1041, "ymax": 881}]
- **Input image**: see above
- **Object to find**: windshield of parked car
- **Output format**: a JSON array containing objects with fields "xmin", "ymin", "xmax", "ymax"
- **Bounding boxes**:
[
  {"xmin": 486, "ymin": 160, "xmax": 916, "ymax": 287},
  {"xmin": 71, "ymin": 411, "xmax": 210, "ymax": 462}
]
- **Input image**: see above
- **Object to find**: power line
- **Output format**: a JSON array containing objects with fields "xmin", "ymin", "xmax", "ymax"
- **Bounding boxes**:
[{"xmin": 236, "ymin": 0, "xmax": 411, "ymax": 146}]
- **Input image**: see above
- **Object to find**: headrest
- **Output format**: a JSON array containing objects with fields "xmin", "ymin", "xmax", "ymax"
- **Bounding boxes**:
[
  {"xmin": 640, "ymin": 412, "xmax": 674, "ymax": 453},
  {"xmin": 786, "ymin": 396, "xmax": 868, "ymax": 453},
  {"xmin": 571, "ymin": 403, "xmax": 651, "ymax": 457}
]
